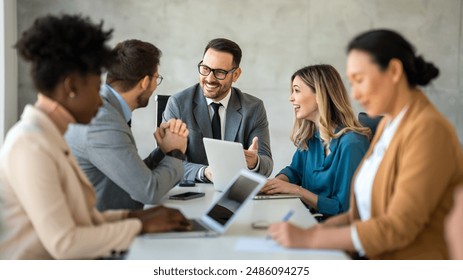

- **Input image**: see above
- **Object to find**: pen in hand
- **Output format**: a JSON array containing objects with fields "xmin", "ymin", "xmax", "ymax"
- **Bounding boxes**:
[
  {"xmin": 266, "ymin": 210, "xmax": 294, "ymax": 240},
  {"xmin": 281, "ymin": 210, "xmax": 294, "ymax": 222}
]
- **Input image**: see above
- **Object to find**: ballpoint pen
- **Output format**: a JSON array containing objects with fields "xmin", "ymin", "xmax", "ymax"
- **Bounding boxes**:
[
  {"xmin": 266, "ymin": 210, "xmax": 294, "ymax": 240},
  {"xmin": 281, "ymin": 210, "xmax": 294, "ymax": 222}
]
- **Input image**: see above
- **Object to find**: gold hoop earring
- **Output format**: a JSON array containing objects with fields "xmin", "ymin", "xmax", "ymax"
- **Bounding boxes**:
[{"xmin": 69, "ymin": 92, "xmax": 76, "ymax": 99}]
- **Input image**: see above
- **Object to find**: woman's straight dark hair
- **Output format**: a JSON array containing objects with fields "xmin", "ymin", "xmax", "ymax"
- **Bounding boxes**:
[{"xmin": 347, "ymin": 29, "xmax": 439, "ymax": 87}]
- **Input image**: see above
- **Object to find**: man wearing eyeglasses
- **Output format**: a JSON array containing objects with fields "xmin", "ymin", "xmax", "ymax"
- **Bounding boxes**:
[
  {"xmin": 163, "ymin": 38, "xmax": 273, "ymax": 183},
  {"xmin": 66, "ymin": 39, "xmax": 188, "ymax": 211}
]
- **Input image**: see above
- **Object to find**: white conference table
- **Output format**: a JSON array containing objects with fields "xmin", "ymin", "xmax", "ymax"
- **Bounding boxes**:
[{"xmin": 125, "ymin": 183, "xmax": 349, "ymax": 260}]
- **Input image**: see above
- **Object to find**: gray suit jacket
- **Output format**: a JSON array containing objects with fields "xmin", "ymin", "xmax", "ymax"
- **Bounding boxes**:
[
  {"xmin": 65, "ymin": 85, "xmax": 183, "ymax": 210},
  {"xmin": 163, "ymin": 83, "xmax": 273, "ymax": 181}
]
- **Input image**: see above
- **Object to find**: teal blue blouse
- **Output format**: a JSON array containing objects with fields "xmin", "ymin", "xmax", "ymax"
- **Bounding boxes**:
[{"xmin": 278, "ymin": 129, "xmax": 369, "ymax": 216}]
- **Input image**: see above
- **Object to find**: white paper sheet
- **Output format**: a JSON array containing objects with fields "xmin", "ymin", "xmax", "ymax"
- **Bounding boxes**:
[{"xmin": 235, "ymin": 237, "xmax": 345, "ymax": 256}]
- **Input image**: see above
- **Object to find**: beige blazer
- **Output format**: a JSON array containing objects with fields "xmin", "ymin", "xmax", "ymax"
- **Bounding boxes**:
[
  {"xmin": 349, "ymin": 91, "xmax": 463, "ymax": 259},
  {"xmin": 0, "ymin": 106, "xmax": 142, "ymax": 259}
]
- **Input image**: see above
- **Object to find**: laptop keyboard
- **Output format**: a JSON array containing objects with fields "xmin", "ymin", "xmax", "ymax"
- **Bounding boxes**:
[{"xmin": 189, "ymin": 219, "xmax": 208, "ymax": 232}]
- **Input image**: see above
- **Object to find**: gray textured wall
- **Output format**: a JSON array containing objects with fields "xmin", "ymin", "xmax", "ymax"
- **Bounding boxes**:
[{"xmin": 17, "ymin": 0, "xmax": 463, "ymax": 175}]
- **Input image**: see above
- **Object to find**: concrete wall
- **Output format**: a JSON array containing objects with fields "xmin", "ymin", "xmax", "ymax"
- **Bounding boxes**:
[
  {"xmin": 16, "ymin": 0, "xmax": 463, "ymax": 175},
  {"xmin": 1, "ymin": 0, "xmax": 17, "ymax": 146}
]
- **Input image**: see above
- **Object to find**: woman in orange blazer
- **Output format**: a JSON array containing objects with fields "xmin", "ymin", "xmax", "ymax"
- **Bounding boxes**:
[{"xmin": 268, "ymin": 29, "xmax": 463, "ymax": 259}]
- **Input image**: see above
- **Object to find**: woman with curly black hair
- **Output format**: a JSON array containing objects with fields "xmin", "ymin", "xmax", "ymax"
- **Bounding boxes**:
[{"xmin": 0, "ymin": 14, "xmax": 190, "ymax": 259}]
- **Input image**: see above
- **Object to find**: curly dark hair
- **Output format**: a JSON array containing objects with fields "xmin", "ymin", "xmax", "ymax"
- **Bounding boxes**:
[{"xmin": 15, "ymin": 14, "xmax": 114, "ymax": 94}]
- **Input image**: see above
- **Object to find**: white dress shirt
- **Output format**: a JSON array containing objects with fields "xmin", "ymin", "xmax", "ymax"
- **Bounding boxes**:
[{"xmin": 351, "ymin": 107, "xmax": 408, "ymax": 255}]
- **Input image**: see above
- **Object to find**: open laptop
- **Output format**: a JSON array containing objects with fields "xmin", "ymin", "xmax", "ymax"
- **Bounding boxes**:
[
  {"xmin": 203, "ymin": 138, "xmax": 247, "ymax": 191},
  {"xmin": 143, "ymin": 169, "xmax": 266, "ymax": 239},
  {"xmin": 203, "ymin": 138, "xmax": 301, "ymax": 200}
]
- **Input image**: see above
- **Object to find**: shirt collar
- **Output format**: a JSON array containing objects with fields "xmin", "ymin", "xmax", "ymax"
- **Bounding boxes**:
[
  {"xmin": 205, "ymin": 88, "xmax": 232, "ymax": 109},
  {"xmin": 104, "ymin": 84, "xmax": 132, "ymax": 123},
  {"xmin": 382, "ymin": 105, "xmax": 408, "ymax": 143}
]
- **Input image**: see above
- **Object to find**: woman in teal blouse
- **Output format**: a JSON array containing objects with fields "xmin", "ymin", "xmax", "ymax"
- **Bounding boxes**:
[{"xmin": 260, "ymin": 65, "xmax": 370, "ymax": 216}]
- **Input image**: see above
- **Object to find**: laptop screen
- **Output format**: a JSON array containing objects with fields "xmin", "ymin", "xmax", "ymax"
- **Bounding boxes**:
[{"xmin": 205, "ymin": 174, "xmax": 260, "ymax": 225}]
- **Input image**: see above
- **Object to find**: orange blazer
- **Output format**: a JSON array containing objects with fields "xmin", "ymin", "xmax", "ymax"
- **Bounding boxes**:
[{"xmin": 349, "ymin": 91, "xmax": 463, "ymax": 259}]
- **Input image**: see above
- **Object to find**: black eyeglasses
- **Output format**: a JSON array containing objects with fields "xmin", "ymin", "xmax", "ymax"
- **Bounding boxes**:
[
  {"xmin": 151, "ymin": 74, "xmax": 163, "ymax": 86},
  {"xmin": 197, "ymin": 61, "xmax": 238, "ymax": 80}
]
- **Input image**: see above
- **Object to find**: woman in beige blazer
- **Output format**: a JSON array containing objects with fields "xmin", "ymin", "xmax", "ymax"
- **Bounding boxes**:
[
  {"xmin": 0, "ymin": 14, "xmax": 190, "ymax": 260},
  {"xmin": 268, "ymin": 29, "xmax": 463, "ymax": 259}
]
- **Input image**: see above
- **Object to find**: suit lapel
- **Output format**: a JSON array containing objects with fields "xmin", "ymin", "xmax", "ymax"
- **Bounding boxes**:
[
  {"xmin": 224, "ymin": 88, "xmax": 242, "ymax": 141},
  {"xmin": 100, "ymin": 85, "xmax": 136, "ymax": 143},
  {"xmin": 66, "ymin": 152, "xmax": 94, "ymax": 191},
  {"xmin": 33, "ymin": 106, "xmax": 97, "ymax": 203},
  {"xmin": 101, "ymin": 85, "xmax": 124, "ymax": 116},
  {"xmin": 65, "ymin": 152, "xmax": 97, "ymax": 209},
  {"xmin": 193, "ymin": 86, "xmax": 213, "ymax": 138}
]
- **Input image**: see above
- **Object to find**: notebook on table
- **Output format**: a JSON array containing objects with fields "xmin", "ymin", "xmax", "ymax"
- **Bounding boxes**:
[
  {"xmin": 203, "ymin": 138, "xmax": 248, "ymax": 192},
  {"xmin": 143, "ymin": 169, "xmax": 266, "ymax": 239}
]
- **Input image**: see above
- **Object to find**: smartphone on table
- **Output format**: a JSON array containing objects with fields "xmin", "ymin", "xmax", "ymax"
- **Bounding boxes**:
[{"xmin": 169, "ymin": 192, "xmax": 205, "ymax": 200}]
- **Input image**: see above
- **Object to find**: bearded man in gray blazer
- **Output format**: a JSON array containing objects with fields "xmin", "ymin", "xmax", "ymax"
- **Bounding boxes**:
[
  {"xmin": 66, "ymin": 40, "xmax": 188, "ymax": 211},
  {"xmin": 163, "ymin": 38, "xmax": 273, "ymax": 182}
]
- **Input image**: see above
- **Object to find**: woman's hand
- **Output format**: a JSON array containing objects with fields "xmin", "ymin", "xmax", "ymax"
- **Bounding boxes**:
[
  {"xmin": 260, "ymin": 177, "xmax": 299, "ymax": 195},
  {"xmin": 267, "ymin": 222, "xmax": 318, "ymax": 248}
]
